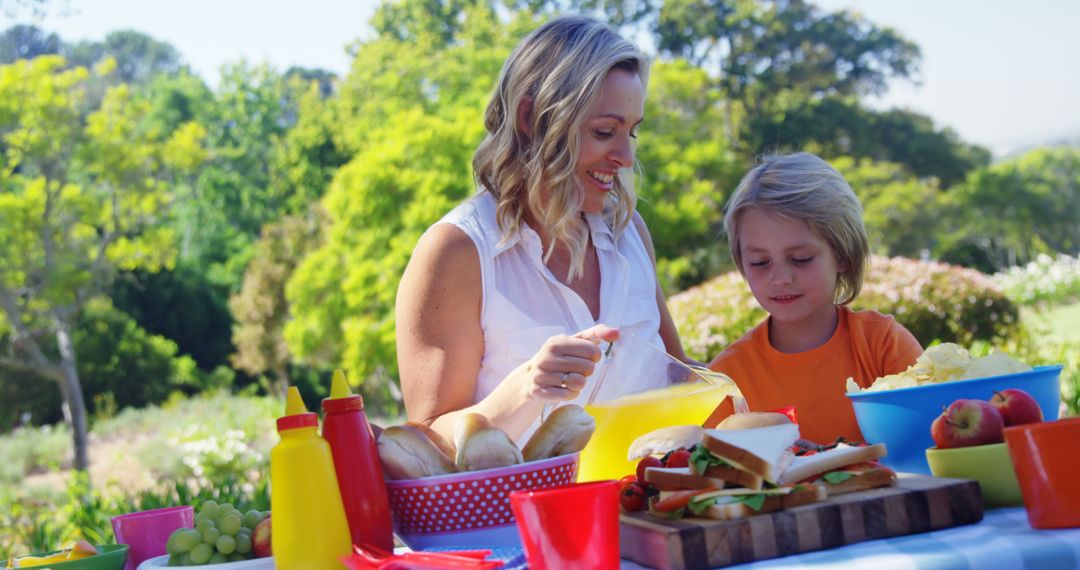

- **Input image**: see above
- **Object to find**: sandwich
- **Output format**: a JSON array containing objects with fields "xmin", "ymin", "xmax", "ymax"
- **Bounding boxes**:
[
  {"xmin": 629, "ymin": 412, "xmax": 798, "ymax": 491},
  {"xmin": 649, "ymin": 484, "xmax": 826, "ymax": 521},
  {"xmin": 778, "ymin": 442, "xmax": 896, "ymax": 496},
  {"xmin": 636, "ymin": 414, "xmax": 828, "ymax": 519},
  {"xmin": 687, "ymin": 421, "xmax": 802, "ymax": 489}
]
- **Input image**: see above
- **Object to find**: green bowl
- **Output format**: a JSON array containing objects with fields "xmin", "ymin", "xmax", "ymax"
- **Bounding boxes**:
[
  {"xmin": 926, "ymin": 443, "xmax": 1023, "ymax": 508},
  {"xmin": 14, "ymin": 544, "xmax": 129, "ymax": 570}
]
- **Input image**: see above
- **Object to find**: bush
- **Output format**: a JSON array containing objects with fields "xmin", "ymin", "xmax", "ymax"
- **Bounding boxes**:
[
  {"xmin": 0, "ymin": 473, "xmax": 270, "ymax": 561},
  {"xmin": 670, "ymin": 256, "xmax": 1020, "ymax": 360},
  {"xmin": 992, "ymin": 253, "xmax": 1080, "ymax": 307},
  {"xmin": 854, "ymin": 256, "xmax": 1020, "ymax": 347},
  {"xmin": 0, "ymin": 425, "xmax": 71, "ymax": 485},
  {"xmin": 0, "ymin": 299, "xmax": 201, "ymax": 428}
]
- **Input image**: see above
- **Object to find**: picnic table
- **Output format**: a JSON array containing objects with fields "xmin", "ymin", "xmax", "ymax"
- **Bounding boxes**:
[{"xmin": 619, "ymin": 507, "xmax": 1080, "ymax": 570}]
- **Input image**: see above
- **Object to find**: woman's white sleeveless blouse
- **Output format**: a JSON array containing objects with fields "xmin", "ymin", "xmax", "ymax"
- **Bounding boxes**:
[{"xmin": 432, "ymin": 191, "xmax": 665, "ymax": 443}]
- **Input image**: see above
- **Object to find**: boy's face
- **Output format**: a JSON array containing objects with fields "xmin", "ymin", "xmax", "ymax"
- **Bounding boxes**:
[{"xmin": 737, "ymin": 208, "xmax": 846, "ymax": 329}]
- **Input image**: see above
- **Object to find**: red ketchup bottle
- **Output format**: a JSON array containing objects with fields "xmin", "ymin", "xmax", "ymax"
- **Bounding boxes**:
[{"xmin": 322, "ymin": 369, "xmax": 394, "ymax": 552}]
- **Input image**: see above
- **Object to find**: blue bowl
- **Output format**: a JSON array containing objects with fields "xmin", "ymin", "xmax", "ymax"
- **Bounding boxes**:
[{"xmin": 847, "ymin": 365, "xmax": 1062, "ymax": 474}]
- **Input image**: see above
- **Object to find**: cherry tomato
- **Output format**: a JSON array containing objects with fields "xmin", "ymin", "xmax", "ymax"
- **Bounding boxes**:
[
  {"xmin": 636, "ymin": 456, "xmax": 664, "ymax": 483},
  {"xmin": 620, "ymin": 482, "xmax": 647, "ymax": 512},
  {"xmin": 619, "ymin": 474, "xmax": 638, "ymax": 486},
  {"xmin": 665, "ymin": 449, "xmax": 692, "ymax": 469}
]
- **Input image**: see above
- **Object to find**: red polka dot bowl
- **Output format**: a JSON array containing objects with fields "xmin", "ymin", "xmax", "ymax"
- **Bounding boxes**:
[{"xmin": 385, "ymin": 452, "xmax": 580, "ymax": 550}]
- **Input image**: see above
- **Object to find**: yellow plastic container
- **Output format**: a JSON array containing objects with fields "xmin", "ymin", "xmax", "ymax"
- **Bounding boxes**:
[
  {"xmin": 577, "ymin": 382, "xmax": 739, "ymax": 482},
  {"xmin": 271, "ymin": 387, "xmax": 352, "ymax": 570}
]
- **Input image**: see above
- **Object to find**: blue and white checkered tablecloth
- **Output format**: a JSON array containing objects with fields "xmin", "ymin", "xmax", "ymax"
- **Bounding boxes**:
[{"xmin": 620, "ymin": 508, "xmax": 1080, "ymax": 570}]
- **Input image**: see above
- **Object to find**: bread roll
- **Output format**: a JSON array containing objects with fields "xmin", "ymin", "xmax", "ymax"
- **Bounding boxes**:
[
  {"xmin": 404, "ymin": 420, "xmax": 456, "ymax": 458},
  {"xmin": 626, "ymin": 425, "xmax": 704, "ymax": 461},
  {"xmin": 522, "ymin": 405, "xmax": 596, "ymax": 462},
  {"xmin": 454, "ymin": 413, "xmax": 523, "ymax": 471},
  {"xmin": 377, "ymin": 424, "xmax": 457, "ymax": 480},
  {"xmin": 716, "ymin": 412, "xmax": 792, "ymax": 430}
]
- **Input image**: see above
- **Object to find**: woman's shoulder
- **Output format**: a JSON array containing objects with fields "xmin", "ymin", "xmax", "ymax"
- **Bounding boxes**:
[{"xmin": 414, "ymin": 222, "xmax": 479, "ymax": 268}]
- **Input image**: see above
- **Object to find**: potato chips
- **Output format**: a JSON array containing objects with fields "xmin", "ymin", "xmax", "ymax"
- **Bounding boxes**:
[{"xmin": 847, "ymin": 343, "xmax": 1032, "ymax": 393}]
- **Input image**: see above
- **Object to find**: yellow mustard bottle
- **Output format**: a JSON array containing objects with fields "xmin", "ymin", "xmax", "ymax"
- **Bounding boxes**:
[{"xmin": 271, "ymin": 387, "xmax": 352, "ymax": 569}]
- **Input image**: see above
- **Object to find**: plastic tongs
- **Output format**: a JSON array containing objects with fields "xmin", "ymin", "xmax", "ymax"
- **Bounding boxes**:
[{"xmin": 342, "ymin": 544, "xmax": 505, "ymax": 570}]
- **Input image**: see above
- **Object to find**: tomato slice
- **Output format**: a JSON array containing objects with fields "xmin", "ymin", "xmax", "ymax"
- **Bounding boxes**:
[{"xmin": 652, "ymin": 490, "xmax": 712, "ymax": 513}]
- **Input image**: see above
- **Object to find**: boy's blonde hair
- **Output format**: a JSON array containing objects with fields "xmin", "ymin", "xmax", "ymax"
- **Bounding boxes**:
[
  {"xmin": 472, "ymin": 16, "xmax": 648, "ymax": 280},
  {"xmin": 723, "ymin": 152, "xmax": 869, "ymax": 305}
]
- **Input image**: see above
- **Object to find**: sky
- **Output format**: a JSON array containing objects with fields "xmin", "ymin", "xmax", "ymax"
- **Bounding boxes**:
[{"xmin": 4, "ymin": 0, "xmax": 1079, "ymax": 156}]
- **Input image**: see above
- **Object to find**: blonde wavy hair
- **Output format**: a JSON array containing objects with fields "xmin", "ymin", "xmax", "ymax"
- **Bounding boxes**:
[
  {"xmin": 472, "ymin": 16, "xmax": 648, "ymax": 280},
  {"xmin": 723, "ymin": 152, "xmax": 870, "ymax": 305}
]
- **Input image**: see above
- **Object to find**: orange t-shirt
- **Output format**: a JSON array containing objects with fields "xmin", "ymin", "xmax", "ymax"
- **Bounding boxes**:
[{"xmin": 708, "ymin": 306, "xmax": 922, "ymax": 445}]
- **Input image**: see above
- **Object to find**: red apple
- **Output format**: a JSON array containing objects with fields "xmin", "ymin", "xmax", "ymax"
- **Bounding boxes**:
[
  {"xmin": 990, "ymin": 388, "xmax": 1043, "ymax": 426},
  {"xmin": 931, "ymin": 399, "xmax": 1005, "ymax": 449},
  {"xmin": 252, "ymin": 514, "xmax": 272, "ymax": 558}
]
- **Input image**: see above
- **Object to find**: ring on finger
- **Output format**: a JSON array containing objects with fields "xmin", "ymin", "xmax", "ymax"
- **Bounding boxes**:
[{"xmin": 559, "ymin": 372, "xmax": 569, "ymax": 390}]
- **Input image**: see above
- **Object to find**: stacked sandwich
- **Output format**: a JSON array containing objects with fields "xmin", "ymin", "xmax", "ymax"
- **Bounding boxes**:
[{"xmin": 628, "ymin": 412, "xmax": 896, "ymax": 520}]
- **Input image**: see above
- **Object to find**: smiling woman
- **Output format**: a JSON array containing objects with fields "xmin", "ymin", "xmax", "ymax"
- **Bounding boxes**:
[{"xmin": 394, "ymin": 16, "xmax": 696, "ymax": 447}]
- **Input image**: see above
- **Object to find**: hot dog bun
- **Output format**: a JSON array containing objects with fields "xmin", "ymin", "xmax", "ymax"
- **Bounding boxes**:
[
  {"xmin": 454, "ymin": 413, "xmax": 523, "ymax": 471},
  {"xmin": 404, "ymin": 420, "xmax": 456, "ymax": 459},
  {"xmin": 716, "ymin": 412, "xmax": 792, "ymax": 430},
  {"xmin": 377, "ymin": 424, "xmax": 457, "ymax": 480},
  {"xmin": 521, "ymin": 405, "xmax": 596, "ymax": 461}
]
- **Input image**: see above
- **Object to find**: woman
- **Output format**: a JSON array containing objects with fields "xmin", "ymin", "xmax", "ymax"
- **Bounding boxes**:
[{"xmin": 396, "ymin": 16, "xmax": 692, "ymax": 445}]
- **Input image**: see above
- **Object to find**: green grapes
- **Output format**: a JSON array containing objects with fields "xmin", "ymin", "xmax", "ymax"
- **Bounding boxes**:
[{"xmin": 163, "ymin": 500, "xmax": 269, "ymax": 565}]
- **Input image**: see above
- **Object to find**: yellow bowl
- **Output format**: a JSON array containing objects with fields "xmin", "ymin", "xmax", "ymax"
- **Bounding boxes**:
[{"xmin": 926, "ymin": 443, "xmax": 1023, "ymax": 508}]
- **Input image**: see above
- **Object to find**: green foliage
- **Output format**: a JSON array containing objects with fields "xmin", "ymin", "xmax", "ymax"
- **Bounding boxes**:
[
  {"xmin": 284, "ymin": 4, "xmax": 523, "ymax": 413},
  {"xmin": 0, "ymin": 473, "xmax": 270, "ymax": 561},
  {"xmin": 64, "ymin": 30, "xmax": 184, "ymax": 85},
  {"xmin": 636, "ymin": 59, "xmax": 741, "ymax": 291},
  {"xmin": 834, "ymin": 156, "xmax": 942, "ymax": 258},
  {"xmin": 938, "ymin": 148, "xmax": 1080, "ymax": 272},
  {"xmin": 230, "ymin": 212, "xmax": 326, "ymax": 394},
  {"xmin": 0, "ymin": 424, "xmax": 70, "ymax": 485},
  {"xmin": 854, "ymin": 256, "xmax": 1020, "ymax": 347},
  {"xmin": 670, "ymin": 256, "xmax": 1020, "ymax": 361},
  {"xmin": 993, "ymin": 254, "xmax": 1080, "ymax": 308},
  {"xmin": 0, "ymin": 392, "xmax": 275, "ymax": 559},
  {"xmin": 651, "ymin": 0, "xmax": 920, "ymax": 155},
  {"xmin": 95, "ymin": 392, "xmax": 277, "ymax": 484},
  {"xmin": 0, "ymin": 24, "xmax": 61, "ymax": 62},
  {"xmin": 110, "ymin": 266, "xmax": 235, "ymax": 372},
  {"xmin": 0, "ymin": 299, "xmax": 199, "ymax": 427}
]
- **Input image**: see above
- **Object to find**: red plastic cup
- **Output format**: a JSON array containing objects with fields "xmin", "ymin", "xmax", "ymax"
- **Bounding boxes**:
[
  {"xmin": 1004, "ymin": 417, "xmax": 1080, "ymax": 529},
  {"xmin": 510, "ymin": 480, "xmax": 620, "ymax": 570},
  {"xmin": 111, "ymin": 505, "xmax": 194, "ymax": 570}
]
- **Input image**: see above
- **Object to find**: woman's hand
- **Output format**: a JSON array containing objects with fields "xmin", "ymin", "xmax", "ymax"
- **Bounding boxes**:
[{"xmin": 520, "ymin": 324, "xmax": 620, "ymax": 402}]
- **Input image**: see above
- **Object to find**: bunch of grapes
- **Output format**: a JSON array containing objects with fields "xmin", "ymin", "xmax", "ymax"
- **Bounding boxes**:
[{"xmin": 164, "ymin": 500, "xmax": 268, "ymax": 566}]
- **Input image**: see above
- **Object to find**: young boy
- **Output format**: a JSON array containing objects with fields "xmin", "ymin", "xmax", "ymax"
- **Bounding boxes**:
[{"xmin": 709, "ymin": 153, "xmax": 922, "ymax": 444}]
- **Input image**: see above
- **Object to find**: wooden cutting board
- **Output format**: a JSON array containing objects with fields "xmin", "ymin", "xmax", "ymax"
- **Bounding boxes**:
[{"xmin": 620, "ymin": 475, "xmax": 983, "ymax": 570}]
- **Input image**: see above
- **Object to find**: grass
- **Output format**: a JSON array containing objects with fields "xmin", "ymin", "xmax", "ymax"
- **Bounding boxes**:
[{"xmin": 1023, "ymin": 301, "xmax": 1080, "ymax": 345}]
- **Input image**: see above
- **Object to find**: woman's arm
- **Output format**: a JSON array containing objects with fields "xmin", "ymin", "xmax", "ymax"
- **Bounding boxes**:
[
  {"xmin": 630, "ymin": 212, "xmax": 701, "ymax": 365},
  {"xmin": 396, "ymin": 224, "xmax": 613, "ymax": 443}
]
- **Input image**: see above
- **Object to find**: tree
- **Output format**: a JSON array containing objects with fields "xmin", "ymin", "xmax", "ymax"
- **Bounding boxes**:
[
  {"xmin": 832, "ymin": 156, "xmax": 942, "ymax": 258},
  {"xmin": 0, "ymin": 56, "xmax": 205, "ymax": 471},
  {"xmin": 230, "ymin": 210, "xmax": 325, "ymax": 396},
  {"xmin": 635, "ymin": 59, "xmax": 742, "ymax": 290},
  {"xmin": 937, "ymin": 147, "xmax": 1080, "ymax": 272},
  {"xmin": 283, "ymin": 1, "xmax": 528, "ymax": 411},
  {"xmin": 0, "ymin": 24, "xmax": 60, "ymax": 63},
  {"xmin": 64, "ymin": 30, "xmax": 184, "ymax": 85}
]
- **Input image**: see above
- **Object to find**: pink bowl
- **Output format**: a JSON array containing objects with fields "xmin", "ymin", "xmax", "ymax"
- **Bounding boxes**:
[{"xmin": 386, "ymin": 452, "xmax": 579, "ymax": 550}]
